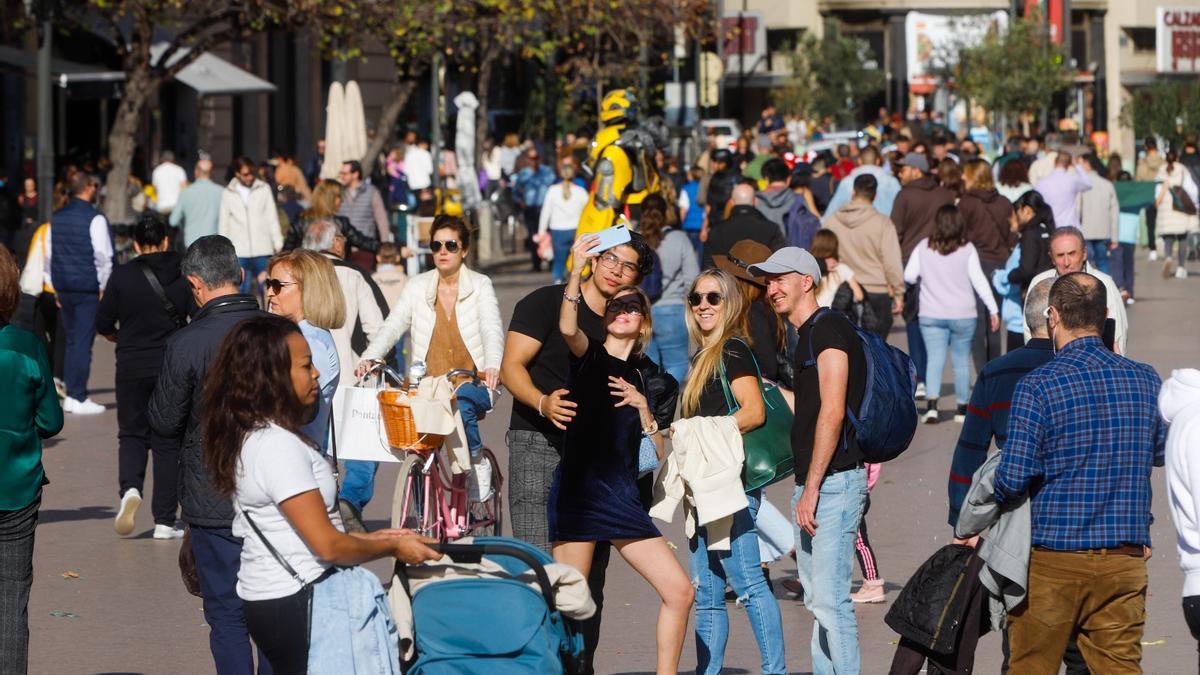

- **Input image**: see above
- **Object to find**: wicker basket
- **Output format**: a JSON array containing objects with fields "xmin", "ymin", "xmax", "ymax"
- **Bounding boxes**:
[{"xmin": 377, "ymin": 389, "xmax": 445, "ymax": 452}]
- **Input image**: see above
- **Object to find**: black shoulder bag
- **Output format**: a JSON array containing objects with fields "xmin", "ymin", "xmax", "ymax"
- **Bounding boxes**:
[{"xmin": 135, "ymin": 258, "xmax": 186, "ymax": 329}]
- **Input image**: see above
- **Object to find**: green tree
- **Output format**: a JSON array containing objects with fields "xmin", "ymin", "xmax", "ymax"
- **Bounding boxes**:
[
  {"xmin": 773, "ymin": 22, "xmax": 884, "ymax": 126},
  {"xmin": 56, "ymin": 0, "xmax": 316, "ymax": 224},
  {"xmin": 957, "ymin": 12, "xmax": 1072, "ymax": 133},
  {"xmin": 1119, "ymin": 79, "xmax": 1200, "ymax": 146}
]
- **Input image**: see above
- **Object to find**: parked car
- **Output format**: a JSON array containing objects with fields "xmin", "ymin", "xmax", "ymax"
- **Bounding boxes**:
[{"xmin": 701, "ymin": 118, "xmax": 742, "ymax": 151}]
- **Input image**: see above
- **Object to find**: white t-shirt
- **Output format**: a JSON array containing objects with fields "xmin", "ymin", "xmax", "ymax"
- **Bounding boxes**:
[
  {"xmin": 233, "ymin": 423, "xmax": 344, "ymax": 601},
  {"xmin": 817, "ymin": 263, "xmax": 856, "ymax": 308},
  {"xmin": 404, "ymin": 146, "xmax": 434, "ymax": 191},
  {"xmin": 152, "ymin": 162, "xmax": 188, "ymax": 211}
]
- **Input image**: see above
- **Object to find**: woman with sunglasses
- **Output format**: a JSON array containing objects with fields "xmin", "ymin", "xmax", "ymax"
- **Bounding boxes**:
[
  {"xmin": 201, "ymin": 315, "xmax": 439, "ymax": 674},
  {"xmin": 552, "ymin": 234, "xmax": 694, "ymax": 675},
  {"xmin": 264, "ymin": 249, "xmax": 346, "ymax": 450},
  {"xmin": 679, "ymin": 268, "xmax": 785, "ymax": 675},
  {"xmin": 358, "ymin": 215, "xmax": 504, "ymax": 494}
]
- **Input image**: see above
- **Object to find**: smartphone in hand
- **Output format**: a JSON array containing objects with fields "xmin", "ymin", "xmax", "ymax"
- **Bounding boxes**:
[{"xmin": 593, "ymin": 224, "xmax": 632, "ymax": 252}]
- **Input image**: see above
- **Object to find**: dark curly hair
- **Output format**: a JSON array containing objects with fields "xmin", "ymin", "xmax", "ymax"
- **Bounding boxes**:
[
  {"xmin": 624, "ymin": 230, "xmax": 656, "ymax": 282},
  {"xmin": 202, "ymin": 315, "xmax": 313, "ymax": 496}
]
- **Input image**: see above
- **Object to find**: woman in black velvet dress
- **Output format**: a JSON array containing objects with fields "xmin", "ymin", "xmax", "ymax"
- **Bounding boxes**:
[{"xmin": 549, "ymin": 233, "xmax": 694, "ymax": 675}]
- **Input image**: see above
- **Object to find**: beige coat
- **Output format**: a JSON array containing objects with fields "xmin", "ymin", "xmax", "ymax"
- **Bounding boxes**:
[{"xmin": 651, "ymin": 416, "xmax": 747, "ymax": 551}]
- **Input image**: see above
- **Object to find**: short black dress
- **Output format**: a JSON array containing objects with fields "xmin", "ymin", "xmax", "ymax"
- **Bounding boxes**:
[{"xmin": 548, "ymin": 338, "xmax": 661, "ymax": 542}]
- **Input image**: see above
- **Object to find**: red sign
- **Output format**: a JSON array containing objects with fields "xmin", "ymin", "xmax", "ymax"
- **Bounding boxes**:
[{"xmin": 1159, "ymin": 7, "xmax": 1200, "ymax": 73}]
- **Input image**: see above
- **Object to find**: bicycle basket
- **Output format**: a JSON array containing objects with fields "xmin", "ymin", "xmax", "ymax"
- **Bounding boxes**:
[{"xmin": 378, "ymin": 389, "xmax": 446, "ymax": 452}]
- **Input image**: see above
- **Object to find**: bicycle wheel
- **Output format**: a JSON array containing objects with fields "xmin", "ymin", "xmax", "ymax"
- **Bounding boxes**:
[
  {"xmin": 391, "ymin": 453, "xmax": 426, "ymax": 533},
  {"xmin": 468, "ymin": 447, "xmax": 504, "ymax": 536}
]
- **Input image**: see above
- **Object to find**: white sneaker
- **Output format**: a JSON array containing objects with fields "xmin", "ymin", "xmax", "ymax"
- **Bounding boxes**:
[
  {"xmin": 64, "ymin": 397, "xmax": 105, "ymax": 415},
  {"xmin": 1176, "ymin": 267, "xmax": 1189, "ymax": 279},
  {"xmin": 1125, "ymin": 297, "xmax": 1136, "ymax": 306},
  {"xmin": 469, "ymin": 456, "xmax": 493, "ymax": 502},
  {"xmin": 915, "ymin": 382, "xmax": 926, "ymax": 400},
  {"xmin": 153, "ymin": 524, "xmax": 185, "ymax": 540},
  {"xmin": 1149, "ymin": 250, "xmax": 1159, "ymax": 261},
  {"xmin": 115, "ymin": 488, "xmax": 141, "ymax": 536},
  {"xmin": 922, "ymin": 408, "xmax": 939, "ymax": 424}
]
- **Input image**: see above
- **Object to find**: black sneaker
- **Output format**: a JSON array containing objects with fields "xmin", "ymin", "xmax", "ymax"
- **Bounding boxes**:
[{"xmin": 954, "ymin": 404, "xmax": 968, "ymax": 423}]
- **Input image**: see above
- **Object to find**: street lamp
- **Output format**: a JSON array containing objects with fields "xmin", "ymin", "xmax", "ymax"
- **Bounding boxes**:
[{"xmin": 28, "ymin": 0, "xmax": 54, "ymax": 224}]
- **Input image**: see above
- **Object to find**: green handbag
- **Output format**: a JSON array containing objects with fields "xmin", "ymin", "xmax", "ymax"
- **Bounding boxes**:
[{"xmin": 718, "ymin": 338, "xmax": 796, "ymax": 491}]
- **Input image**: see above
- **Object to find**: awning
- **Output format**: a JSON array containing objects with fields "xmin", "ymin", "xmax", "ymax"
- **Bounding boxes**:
[
  {"xmin": 0, "ymin": 43, "xmax": 275, "ymax": 95},
  {"xmin": 149, "ymin": 43, "xmax": 276, "ymax": 95}
]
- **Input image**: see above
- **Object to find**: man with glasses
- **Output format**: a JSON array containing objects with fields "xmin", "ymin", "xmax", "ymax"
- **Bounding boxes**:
[
  {"xmin": 513, "ymin": 147, "xmax": 558, "ymax": 272},
  {"xmin": 336, "ymin": 160, "xmax": 391, "ymax": 271},
  {"xmin": 501, "ymin": 232, "xmax": 657, "ymax": 673},
  {"xmin": 218, "ymin": 157, "xmax": 281, "ymax": 297}
]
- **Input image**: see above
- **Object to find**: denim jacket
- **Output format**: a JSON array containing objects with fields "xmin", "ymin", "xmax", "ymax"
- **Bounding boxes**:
[
  {"xmin": 991, "ymin": 247, "xmax": 1025, "ymax": 336},
  {"xmin": 308, "ymin": 566, "xmax": 401, "ymax": 674}
]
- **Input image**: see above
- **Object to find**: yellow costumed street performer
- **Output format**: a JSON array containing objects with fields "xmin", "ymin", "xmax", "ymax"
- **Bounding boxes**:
[{"xmin": 570, "ymin": 89, "xmax": 662, "ymax": 271}]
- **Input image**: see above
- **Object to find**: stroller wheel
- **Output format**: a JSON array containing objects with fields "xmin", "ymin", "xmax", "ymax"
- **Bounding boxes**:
[{"xmin": 468, "ymin": 447, "xmax": 504, "ymax": 536}]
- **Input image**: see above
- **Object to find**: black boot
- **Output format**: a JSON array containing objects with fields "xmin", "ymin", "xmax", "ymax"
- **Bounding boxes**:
[{"xmin": 923, "ymin": 397, "xmax": 939, "ymax": 424}]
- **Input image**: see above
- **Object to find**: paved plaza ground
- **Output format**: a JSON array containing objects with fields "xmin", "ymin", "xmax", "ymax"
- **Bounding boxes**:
[{"xmin": 24, "ymin": 257, "xmax": 1200, "ymax": 674}]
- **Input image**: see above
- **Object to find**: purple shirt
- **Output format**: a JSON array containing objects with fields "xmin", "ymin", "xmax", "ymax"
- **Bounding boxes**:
[{"xmin": 1034, "ymin": 166, "xmax": 1092, "ymax": 229}]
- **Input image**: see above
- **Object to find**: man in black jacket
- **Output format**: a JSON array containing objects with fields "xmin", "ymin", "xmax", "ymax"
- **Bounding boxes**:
[
  {"xmin": 97, "ymin": 214, "xmax": 190, "ymax": 540},
  {"xmin": 147, "ymin": 235, "xmax": 268, "ymax": 675},
  {"xmin": 702, "ymin": 176, "xmax": 786, "ymax": 269}
]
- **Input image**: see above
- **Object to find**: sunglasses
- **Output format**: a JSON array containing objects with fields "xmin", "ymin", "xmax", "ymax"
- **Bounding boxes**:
[
  {"xmin": 688, "ymin": 292, "xmax": 723, "ymax": 307},
  {"xmin": 430, "ymin": 240, "xmax": 460, "ymax": 253},
  {"xmin": 263, "ymin": 278, "xmax": 298, "ymax": 294},
  {"xmin": 606, "ymin": 299, "xmax": 645, "ymax": 316}
]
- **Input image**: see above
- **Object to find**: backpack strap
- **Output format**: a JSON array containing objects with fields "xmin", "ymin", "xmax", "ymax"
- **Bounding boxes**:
[
  {"xmin": 135, "ymin": 258, "xmax": 185, "ymax": 329},
  {"xmin": 798, "ymin": 307, "xmax": 854, "ymax": 449}
]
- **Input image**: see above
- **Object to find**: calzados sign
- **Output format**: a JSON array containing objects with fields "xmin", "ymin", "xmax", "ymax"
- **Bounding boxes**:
[{"xmin": 1159, "ymin": 7, "xmax": 1200, "ymax": 73}]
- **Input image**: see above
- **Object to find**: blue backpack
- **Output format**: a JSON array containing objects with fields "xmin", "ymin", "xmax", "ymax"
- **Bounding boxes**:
[
  {"xmin": 784, "ymin": 198, "xmax": 821, "ymax": 251},
  {"xmin": 803, "ymin": 308, "xmax": 918, "ymax": 463}
]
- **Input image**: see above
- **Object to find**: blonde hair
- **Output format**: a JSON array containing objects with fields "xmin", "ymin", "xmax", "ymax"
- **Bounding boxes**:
[
  {"xmin": 682, "ymin": 269, "xmax": 748, "ymax": 416},
  {"xmin": 608, "ymin": 285, "xmax": 654, "ymax": 356},
  {"xmin": 268, "ymin": 249, "xmax": 346, "ymax": 330},
  {"xmin": 303, "ymin": 179, "xmax": 343, "ymax": 220},
  {"xmin": 962, "ymin": 158, "xmax": 995, "ymax": 191}
]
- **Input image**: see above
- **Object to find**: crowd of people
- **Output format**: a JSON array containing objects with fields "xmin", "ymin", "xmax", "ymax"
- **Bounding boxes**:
[{"xmin": 0, "ymin": 102, "xmax": 1198, "ymax": 675}]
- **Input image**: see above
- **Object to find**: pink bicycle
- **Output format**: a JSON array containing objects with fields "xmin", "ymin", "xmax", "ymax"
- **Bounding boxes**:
[{"xmin": 370, "ymin": 363, "xmax": 504, "ymax": 542}]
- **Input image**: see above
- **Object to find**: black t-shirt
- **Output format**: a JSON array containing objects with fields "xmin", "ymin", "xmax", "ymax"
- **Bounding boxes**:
[
  {"xmin": 693, "ymin": 338, "xmax": 758, "ymax": 417},
  {"xmin": 746, "ymin": 302, "xmax": 781, "ymax": 383},
  {"xmin": 508, "ymin": 284, "xmax": 606, "ymax": 438},
  {"xmin": 792, "ymin": 310, "xmax": 866, "ymax": 484}
]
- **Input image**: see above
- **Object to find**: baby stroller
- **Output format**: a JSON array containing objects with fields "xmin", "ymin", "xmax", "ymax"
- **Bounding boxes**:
[{"xmin": 393, "ymin": 537, "xmax": 588, "ymax": 674}]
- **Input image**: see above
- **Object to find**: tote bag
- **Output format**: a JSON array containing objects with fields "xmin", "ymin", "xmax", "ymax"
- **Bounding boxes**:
[{"xmin": 718, "ymin": 338, "xmax": 795, "ymax": 491}]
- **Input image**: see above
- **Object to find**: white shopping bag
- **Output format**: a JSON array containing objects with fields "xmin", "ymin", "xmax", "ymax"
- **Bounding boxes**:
[{"xmin": 331, "ymin": 385, "xmax": 401, "ymax": 463}]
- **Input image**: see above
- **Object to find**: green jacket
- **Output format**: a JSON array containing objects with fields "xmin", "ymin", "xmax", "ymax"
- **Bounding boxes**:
[{"xmin": 0, "ymin": 322, "xmax": 62, "ymax": 510}]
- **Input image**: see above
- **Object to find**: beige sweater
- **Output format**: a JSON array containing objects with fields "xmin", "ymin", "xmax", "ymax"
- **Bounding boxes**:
[{"xmin": 825, "ymin": 200, "xmax": 905, "ymax": 294}]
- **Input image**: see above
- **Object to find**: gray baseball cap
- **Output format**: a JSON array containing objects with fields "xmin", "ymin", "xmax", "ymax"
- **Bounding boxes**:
[
  {"xmin": 747, "ymin": 247, "xmax": 822, "ymax": 284},
  {"xmin": 899, "ymin": 152, "xmax": 929, "ymax": 173}
]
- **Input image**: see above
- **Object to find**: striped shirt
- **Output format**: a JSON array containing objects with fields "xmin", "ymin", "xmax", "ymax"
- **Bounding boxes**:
[{"xmin": 995, "ymin": 336, "xmax": 1167, "ymax": 549}]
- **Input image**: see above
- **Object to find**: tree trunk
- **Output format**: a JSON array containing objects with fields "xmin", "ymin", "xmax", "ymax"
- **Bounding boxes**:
[
  {"xmin": 362, "ymin": 78, "xmax": 418, "ymax": 176},
  {"xmin": 103, "ymin": 68, "xmax": 156, "ymax": 225},
  {"xmin": 474, "ymin": 46, "xmax": 499, "ymax": 168}
]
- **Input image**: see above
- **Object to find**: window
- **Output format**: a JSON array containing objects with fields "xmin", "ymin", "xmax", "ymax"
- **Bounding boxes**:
[
  {"xmin": 767, "ymin": 28, "xmax": 805, "ymax": 71},
  {"xmin": 1126, "ymin": 27, "xmax": 1155, "ymax": 53}
]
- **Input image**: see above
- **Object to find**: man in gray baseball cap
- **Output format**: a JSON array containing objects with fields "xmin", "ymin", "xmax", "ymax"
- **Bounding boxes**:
[{"xmin": 751, "ymin": 244, "xmax": 870, "ymax": 673}]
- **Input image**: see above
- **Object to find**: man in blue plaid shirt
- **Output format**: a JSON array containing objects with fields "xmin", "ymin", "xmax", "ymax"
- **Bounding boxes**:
[{"xmin": 995, "ymin": 272, "xmax": 1167, "ymax": 674}]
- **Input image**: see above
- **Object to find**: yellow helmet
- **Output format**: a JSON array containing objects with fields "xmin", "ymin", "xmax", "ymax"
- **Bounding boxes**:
[{"xmin": 599, "ymin": 89, "xmax": 636, "ymax": 124}]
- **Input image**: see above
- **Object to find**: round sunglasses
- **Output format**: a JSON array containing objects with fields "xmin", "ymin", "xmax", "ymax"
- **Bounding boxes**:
[{"xmin": 687, "ymin": 291, "xmax": 723, "ymax": 307}]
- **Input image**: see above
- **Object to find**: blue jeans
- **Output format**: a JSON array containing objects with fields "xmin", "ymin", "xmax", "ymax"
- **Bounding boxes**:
[
  {"xmin": 238, "ymin": 255, "xmax": 271, "ymax": 296},
  {"xmin": 919, "ymin": 317, "xmax": 976, "ymax": 404},
  {"xmin": 1111, "ymin": 242, "xmax": 1136, "ymax": 297},
  {"xmin": 454, "ymin": 381, "xmax": 494, "ymax": 456},
  {"xmin": 1086, "ymin": 240, "xmax": 1111, "ymax": 275},
  {"xmin": 689, "ymin": 489, "xmax": 786, "ymax": 675},
  {"xmin": 339, "ymin": 461, "xmax": 379, "ymax": 513},
  {"xmin": 903, "ymin": 284, "xmax": 926, "ymax": 384},
  {"xmin": 549, "ymin": 229, "xmax": 576, "ymax": 283},
  {"xmin": 58, "ymin": 291, "xmax": 98, "ymax": 400},
  {"xmin": 792, "ymin": 469, "xmax": 868, "ymax": 675},
  {"xmin": 646, "ymin": 303, "xmax": 690, "ymax": 386},
  {"xmin": 189, "ymin": 526, "xmax": 273, "ymax": 675},
  {"xmin": 686, "ymin": 230, "xmax": 703, "ymax": 263}
]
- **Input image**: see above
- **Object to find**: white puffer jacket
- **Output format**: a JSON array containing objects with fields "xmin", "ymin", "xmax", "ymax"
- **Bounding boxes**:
[{"xmin": 363, "ymin": 266, "xmax": 504, "ymax": 371}]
